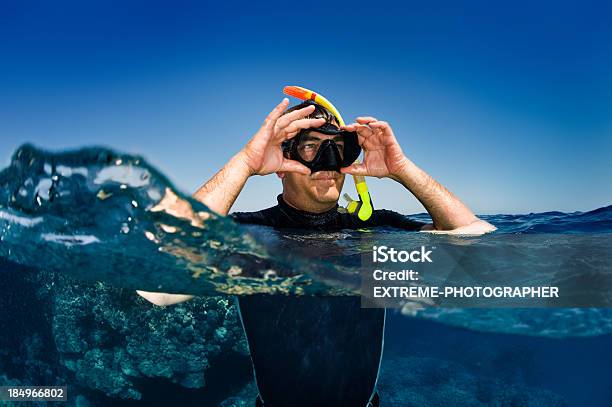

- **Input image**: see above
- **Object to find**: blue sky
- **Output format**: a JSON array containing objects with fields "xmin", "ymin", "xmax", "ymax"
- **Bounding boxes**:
[{"xmin": 1, "ymin": 0, "xmax": 610, "ymax": 214}]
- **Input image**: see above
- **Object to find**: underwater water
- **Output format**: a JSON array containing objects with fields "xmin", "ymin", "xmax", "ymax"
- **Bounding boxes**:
[{"xmin": 0, "ymin": 144, "xmax": 611, "ymax": 406}]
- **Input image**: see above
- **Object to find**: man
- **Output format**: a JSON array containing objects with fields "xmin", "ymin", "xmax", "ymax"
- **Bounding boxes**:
[{"xmin": 138, "ymin": 97, "xmax": 495, "ymax": 406}]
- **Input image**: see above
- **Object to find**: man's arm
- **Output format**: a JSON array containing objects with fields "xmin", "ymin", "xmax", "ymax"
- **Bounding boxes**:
[
  {"xmin": 192, "ymin": 151, "xmax": 254, "ymax": 215},
  {"xmin": 194, "ymin": 98, "xmax": 318, "ymax": 214},
  {"xmin": 390, "ymin": 158, "xmax": 495, "ymax": 233},
  {"xmin": 342, "ymin": 117, "xmax": 495, "ymax": 234}
]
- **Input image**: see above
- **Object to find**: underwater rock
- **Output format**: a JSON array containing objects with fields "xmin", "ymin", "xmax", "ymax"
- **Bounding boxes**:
[
  {"xmin": 0, "ymin": 260, "xmax": 252, "ymax": 402},
  {"xmin": 378, "ymin": 356, "xmax": 567, "ymax": 406},
  {"xmin": 51, "ymin": 277, "xmax": 250, "ymax": 399},
  {"xmin": 0, "ymin": 261, "xmax": 64, "ymax": 388}
]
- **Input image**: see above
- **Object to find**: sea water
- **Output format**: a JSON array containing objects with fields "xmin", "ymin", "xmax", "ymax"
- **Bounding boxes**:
[{"xmin": 0, "ymin": 145, "xmax": 610, "ymax": 406}]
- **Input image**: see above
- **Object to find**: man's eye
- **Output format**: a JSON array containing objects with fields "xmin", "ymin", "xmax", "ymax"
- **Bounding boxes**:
[{"xmin": 303, "ymin": 144, "xmax": 317, "ymax": 150}]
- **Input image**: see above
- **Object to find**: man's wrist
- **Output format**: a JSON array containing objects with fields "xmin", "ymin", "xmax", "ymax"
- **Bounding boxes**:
[
  {"xmin": 389, "ymin": 156, "xmax": 412, "ymax": 183},
  {"xmin": 234, "ymin": 150, "xmax": 257, "ymax": 177}
]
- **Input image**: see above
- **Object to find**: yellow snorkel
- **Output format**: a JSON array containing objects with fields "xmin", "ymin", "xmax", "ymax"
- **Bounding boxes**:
[{"xmin": 283, "ymin": 86, "xmax": 373, "ymax": 221}]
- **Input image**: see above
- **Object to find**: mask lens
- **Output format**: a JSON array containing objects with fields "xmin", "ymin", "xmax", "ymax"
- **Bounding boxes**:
[
  {"xmin": 336, "ymin": 141, "xmax": 345, "ymax": 159},
  {"xmin": 296, "ymin": 138, "xmax": 321, "ymax": 162},
  {"xmin": 296, "ymin": 136, "xmax": 345, "ymax": 162}
]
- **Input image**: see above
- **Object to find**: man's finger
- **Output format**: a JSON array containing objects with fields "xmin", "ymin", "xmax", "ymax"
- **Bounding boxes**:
[
  {"xmin": 368, "ymin": 121, "xmax": 390, "ymax": 130},
  {"xmin": 281, "ymin": 118, "xmax": 325, "ymax": 139},
  {"xmin": 353, "ymin": 124, "xmax": 373, "ymax": 138},
  {"xmin": 341, "ymin": 123, "xmax": 359, "ymax": 131},
  {"xmin": 263, "ymin": 98, "xmax": 290, "ymax": 129},
  {"xmin": 340, "ymin": 163, "xmax": 369, "ymax": 176},
  {"xmin": 275, "ymin": 104, "xmax": 316, "ymax": 129},
  {"xmin": 356, "ymin": 116, "xmax": 378, "ymax": 124},
  {"xmin": 368, "ymin": 121, "xmax": 397, "ymax": 140},
  {"xmin": 279, "ymin": 159, "xmax": 311, "ymax": 175}
]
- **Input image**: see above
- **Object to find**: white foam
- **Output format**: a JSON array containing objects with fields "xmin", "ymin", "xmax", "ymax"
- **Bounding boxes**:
[
  {"xmin": 41, "ymin": 233, "xmax": 100, "ymax": 246},
  {"xmin": 0, "ymin": 211, "xmax": 43, "ymax": 227}
]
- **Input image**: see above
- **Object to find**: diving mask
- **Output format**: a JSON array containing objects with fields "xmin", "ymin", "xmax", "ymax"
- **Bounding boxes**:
[{"xmin": 282, "ymin": 101, "xmax": 361, "ymax": 173}]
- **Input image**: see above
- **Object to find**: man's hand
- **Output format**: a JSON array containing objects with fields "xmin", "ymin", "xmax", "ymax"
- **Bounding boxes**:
[
  {"xmin": 239, "ymin": 98, "xmax": 325, "ymax": 176},
  {"xmin": 340, "ymin": 117, "xmax": 409, "ymax": 179},
  {"xmin": 192, "ymin": 99, "xmax": 326, "ymax": 216},
  {"xmin": 136, "ymin": 290, "xmax": 194, "ymax": 306},
  {"xmin": 341, "ymin": 116, "xmax": 494, "ymax": 234}
]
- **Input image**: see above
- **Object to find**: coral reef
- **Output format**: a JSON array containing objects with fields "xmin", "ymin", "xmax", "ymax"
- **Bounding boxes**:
[
  {"xmin": 51, "ymin": 278, "xmax": 249, "ymax": 400},
  {"xmin": 0, "ymin": 262, "xmax": 252, "ymax": 405},
  {"xmin": 0, "ymin": 261, "xmax": 582, "ymax": 406}
]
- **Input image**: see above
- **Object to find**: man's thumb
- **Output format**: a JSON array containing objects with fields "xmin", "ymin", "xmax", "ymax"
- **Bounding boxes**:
[
  {"xmin": 279, "ymin": 160, "xmax": 310, "ymax": 175},
  {"xmin": 341, "ymin": 163, "xmax": 368, "ymax": 176}
]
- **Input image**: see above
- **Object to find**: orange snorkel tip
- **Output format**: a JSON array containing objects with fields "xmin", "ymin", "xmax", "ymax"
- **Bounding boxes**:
[
  {"xmin": 283, "ymin": 86, "xmax": 313, "ymax": 101},
  {"xmin": 283, "ymin": 85, "xmax": 344, "ymax": 126}
]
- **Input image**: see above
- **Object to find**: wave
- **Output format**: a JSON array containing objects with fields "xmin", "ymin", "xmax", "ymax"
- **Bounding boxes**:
[{"xmin": 1, "ymin": 144, "xmax": 611, "ymax": 338}]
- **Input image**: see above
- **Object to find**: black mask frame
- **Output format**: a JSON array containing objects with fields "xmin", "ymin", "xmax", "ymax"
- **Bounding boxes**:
[{"xmin": 284, "ymin": 128, "xmax": 361, "ymax": 173}]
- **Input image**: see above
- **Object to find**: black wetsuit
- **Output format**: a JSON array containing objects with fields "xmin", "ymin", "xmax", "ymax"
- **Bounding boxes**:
[
  {"xmin": 232, "ymin": 195, "xmax": 425, "ymax": 231},
  {"xmin": 232, "ymin": 195, "xmax": 424, "ymax": 407}
]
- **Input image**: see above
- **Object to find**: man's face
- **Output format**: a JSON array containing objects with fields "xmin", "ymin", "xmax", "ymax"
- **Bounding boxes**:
[{"xmin": 281, "ymin": 131, "xmax": 346, "ymax": 208}]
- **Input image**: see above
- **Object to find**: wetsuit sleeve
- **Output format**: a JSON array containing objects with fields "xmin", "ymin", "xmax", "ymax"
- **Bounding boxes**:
[
  {"xmin": 229, "ymin": 206, "xmax": 281, "ymax": 227},
  {"xmin": 367, "ymin": 209, "xmax": 426, "ymax": 231},
  {"xmin": 230, "ymin": 211, "xmax": 268, "ymax": 225}
]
